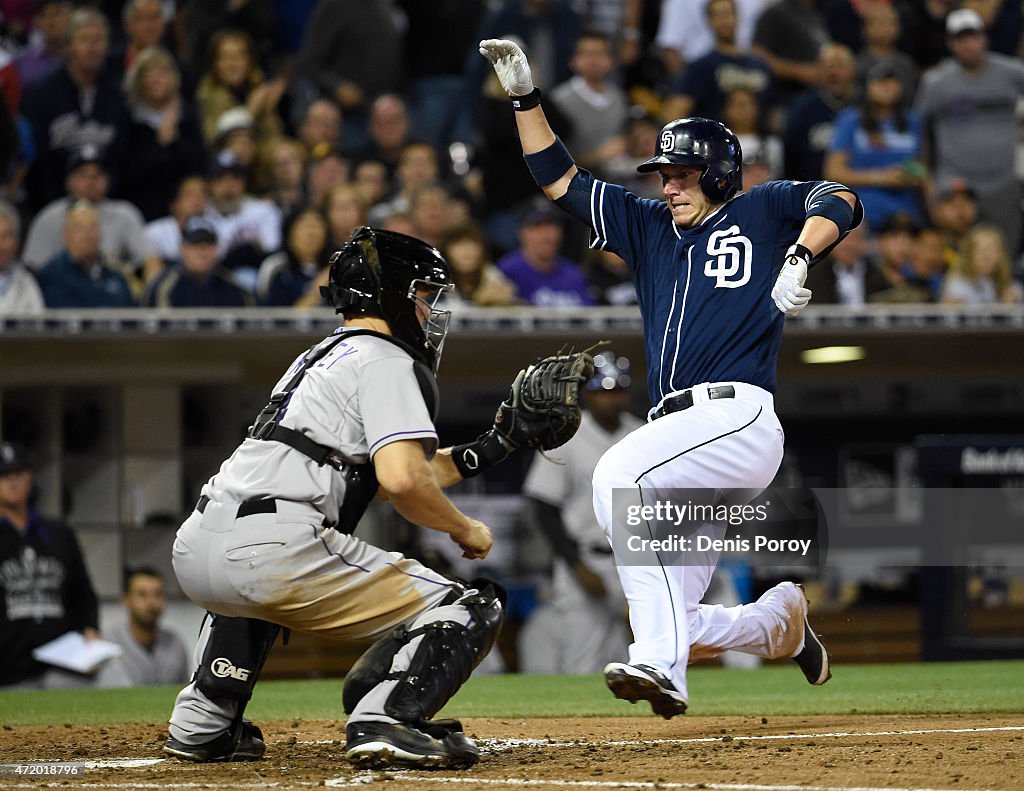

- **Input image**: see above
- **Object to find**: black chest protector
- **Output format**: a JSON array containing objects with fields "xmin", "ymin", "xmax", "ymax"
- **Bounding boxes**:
[{"xmin": 248, "ymin": 328, "xmax": 439, "ymax": 532}]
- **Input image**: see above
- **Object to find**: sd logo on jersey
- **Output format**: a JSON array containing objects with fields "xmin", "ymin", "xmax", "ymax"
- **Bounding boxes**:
[{"xmin": 704, "ymin": 225, "xmax": 752, "ymax": 289}]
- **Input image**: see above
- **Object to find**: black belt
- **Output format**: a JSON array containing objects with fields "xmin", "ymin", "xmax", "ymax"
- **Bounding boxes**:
[
  {"xmin": 652, "ymin": 385, "xmax": 736, "ymax": 420},
  {"xmin": 195, "ymin": 495, "xmax": 276, "ymax": 518}
]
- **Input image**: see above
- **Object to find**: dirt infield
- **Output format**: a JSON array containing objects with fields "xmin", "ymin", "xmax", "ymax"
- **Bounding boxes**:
[{"xmin": 2, "ymin": 714, "xmax": 1022, "ymax": 790}]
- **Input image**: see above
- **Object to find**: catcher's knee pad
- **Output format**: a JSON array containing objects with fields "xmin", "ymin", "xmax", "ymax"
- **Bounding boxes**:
[
  {"xmin": 342, "ymin": 579, "xmax": 506, "ymax": 722},
  {"xmin": 195, "ymin": 615, "xmax": 280, "ymax": 702}
]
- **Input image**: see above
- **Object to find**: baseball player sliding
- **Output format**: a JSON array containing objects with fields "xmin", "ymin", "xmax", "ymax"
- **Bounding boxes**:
[
  {"xmin": 162, "ymin": 227, "xmax": 592, "ymax": 768},
  {"xmin": 481, "ymin": 39, "xmax": 862, "ymax": 717}
]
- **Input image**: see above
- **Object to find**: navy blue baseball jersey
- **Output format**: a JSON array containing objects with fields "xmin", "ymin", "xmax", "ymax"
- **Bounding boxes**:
[{"xmin": 562, "ymin": 175, "xmax": 852, "ymax": 402}]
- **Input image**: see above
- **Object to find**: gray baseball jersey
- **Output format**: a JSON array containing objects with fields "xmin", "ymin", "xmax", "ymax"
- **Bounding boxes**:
[
  {"xmin": 167, "ymin": 328, "xmax": 467, "ymax": 745},
  {"xmin": 520, "ymin": 410, "xmax": 642, "ymax": 673},
  {"xmin": 202, "ymin": 332, "xmax": 438, "ymax": 525},
  {"xmin": 523, "ymin": 410, "xmax": 645, "ymax": 547}
]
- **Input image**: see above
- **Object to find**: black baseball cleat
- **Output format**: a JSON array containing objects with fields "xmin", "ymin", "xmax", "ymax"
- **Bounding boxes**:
[
  {"xmin": 163, "ymin": 720, "xmax": 265, "ymax": 762},
  {"xmin": 603, "ymin": 662, "xmax": 688, "ymax": 719},
  {"xmin": 793, "ymin": 587, "xmax": 832, "ymax": 685},
  {"xmin": 345, "ymin": 720, "xmax": 479, "ymax": 769}
]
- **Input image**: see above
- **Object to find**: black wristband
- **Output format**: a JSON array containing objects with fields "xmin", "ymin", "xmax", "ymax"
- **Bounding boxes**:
[
  {"xmin": 511, "ymin": 87, "xmax": 542, "ymax": 111},
  {"xmin": 788, "ymin": 243, "xmax": 812, "ymax": 262},
  {"xmin": 452, "ymin": 430, "xmax": 512, "ymax": 479}
]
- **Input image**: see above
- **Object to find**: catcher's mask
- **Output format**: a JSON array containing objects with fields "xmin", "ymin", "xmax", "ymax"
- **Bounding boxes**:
[
  {"xmin": 638, "ymin": 117, "xmax": 742, "ymax": 203},
  {"xmin": 322, "ymin": 226, "xmax": 454, "ymax": 373}
]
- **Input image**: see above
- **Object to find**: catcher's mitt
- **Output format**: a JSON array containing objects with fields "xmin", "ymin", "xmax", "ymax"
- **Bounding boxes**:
[{"xmin": 493, "ymin": 349, "xmax": 595, "ymax": 451}]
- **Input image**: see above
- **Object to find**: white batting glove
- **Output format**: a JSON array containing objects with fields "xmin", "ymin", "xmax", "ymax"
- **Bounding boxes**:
[
  {"xmin": 479, "ymin": 38, "xmax": 535, "ymax": 97},
  {"xmin": 772, "ymin": 244, "xmax": 813, "ymax": 316}
]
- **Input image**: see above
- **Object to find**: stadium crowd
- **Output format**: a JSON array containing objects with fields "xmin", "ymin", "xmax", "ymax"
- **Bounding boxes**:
[{"xmin": 1, "ymin": 0, "xmax": 1023, "ymax": 314}]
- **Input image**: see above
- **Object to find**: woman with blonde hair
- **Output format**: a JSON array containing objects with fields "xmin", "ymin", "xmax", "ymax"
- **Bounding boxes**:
[
  {"xmin": 196, "ymin": 29, "xmax": 284, "ymax": 148},
  {"xmin": 119, "ymin": 45, "xmax": 206, "ymax": 221},
  {"xmin": 941, "ymin": 224, "xmax": 1022, "ymax": 305}
]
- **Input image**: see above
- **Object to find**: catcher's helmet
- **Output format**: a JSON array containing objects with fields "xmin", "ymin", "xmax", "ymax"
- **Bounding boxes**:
[
  {"xmin": 637, "ymin": 117, "xmax": 743, "ymax": 203},
  {"xmin": 322, "ymin": 227, "xmax": 454, "ymax": 372}
]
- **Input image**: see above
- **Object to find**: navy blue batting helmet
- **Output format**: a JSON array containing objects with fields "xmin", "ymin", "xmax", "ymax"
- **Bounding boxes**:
[{"xmin": 637, "ymin": 117, "xmax": 743, "ymax": 203}]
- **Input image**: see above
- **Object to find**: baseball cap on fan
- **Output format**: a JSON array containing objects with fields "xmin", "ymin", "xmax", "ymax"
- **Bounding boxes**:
[
  {"xmin": 66, "ymin": 144, "xmax": 106, "ymax": 176},
  {"xmin": 181, "ymin": 216, "xmax": 218, "ymax": 245},
  {"xmin": 946, "ymin": 8, "xmax": 984, "ymax": 36},
  {"xmin": 208, "ymin": 149, "xmax": 247, "ymax": 178},
  {"xmin": 0, "ymin": 442, "xmax": 32, "ymax": 474}
]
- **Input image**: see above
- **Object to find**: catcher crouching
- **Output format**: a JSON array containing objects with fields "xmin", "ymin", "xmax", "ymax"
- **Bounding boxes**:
[{"xmin": 162, "ymin": 226, "xmax": 593, "ymax": 770}]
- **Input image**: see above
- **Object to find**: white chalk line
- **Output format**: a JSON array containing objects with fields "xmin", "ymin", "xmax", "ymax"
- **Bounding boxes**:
[
  {"xmin": 471, "ymin": 725, "xmax": 1024, "ymax": 753},
  {"xmin": 325, "ymin": 776, "xmax": 988, "ymax": 791}
]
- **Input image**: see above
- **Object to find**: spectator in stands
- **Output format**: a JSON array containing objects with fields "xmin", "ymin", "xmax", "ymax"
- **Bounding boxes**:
[
  {"xmin": 20, "ymin": 7, "xmax": 127, "ymax": 210},
  {"xmin": 304, "ymin": 148, "xmax": 350, "ymax": 207},
  {"xmin": 14, "ymin": 0, "xmax": 71, "ymax": 87},
  {"xmin": 213, "ymin": 106, "xmax": 259, "ymax": 174},
  {"xmin": 118, "ymin": 45, "xmax": 206, "ymax": 222},
  {"xmin": 196, "ymin": 28, "xmax": 284, "ymax": 149},
  {"xmin": 783, "ymin": 43, "xmax": 857, "ymax": 182},
  {"xmin": 143, "ymin": 215, "xmax": 253, "ymax": 307},
  {"xmin": 855, "ymin": 3, "xmax": 918, "ymax": 105},
  {"xmin": 872, "ymin": 210, "xmax": 917, "ymax": 289},
  {"xmin": 599, "ymin": 109, "xmax": 662, "ymax": 199},
  {"xmin": 407, "ymin": 182, "xmax": 452, "ymax": 249},
  {"xmin": 497, "ymin": 208, "xmax": 595, "ymax": 306},
  {"xmin": 722, "ymin": 87, "xmax": 782, "ymax": 178},
  {"xmin": 548, "ymin": 32, "xmax": 629, "ymax": 172},
  {"xmin": 145, "ymin": 175, "xmax": 211, "ymax": 264},
  {"xmin": 584, "ymin": 247, "xmax": 635, "ymax": 306},
  {"xmin": 824, "ymin": 60, "xmax": 925, "ymax": 230},
  {"xmin": 255, "ymin": 207, "xmax": 330, "ymax": 306},
  {"xmin": 439, "ymin": 222, "xmax": 517, "ymax": 306},
  {"xmin": 0, "ymin": 441, "xmax": 102, "ymax": 690},
  {"xmin": 662, "ymin": 0, "xmax": 771, "ymax": 125},
  {"xmin": 260, "ymin": 136, "xmax": 307, "ymax": 215},
  {"xmin": 321, "ymin": 182, "xmax": 367, "ymax": 252},
  {"xmin": 352, "ymin": 159, "xmax": 389, "ymax": 207},
  {"xmin": 97, "ymin": 567, "xmax": 189, "ymax": 687},
  {"xmin": 0, "ymin": 199, "xmax": 44, "ymax": 315},
  {"xmin": 296, "ymin": 98, "xmax": 343, "ymax": 162},
  {"xmin": 915, "ymin": 8, "xmax": 1024, "ymax": 258},
  {"xmin": 24, "ymin": 145, "xmax": 160, "ymax": 284},
  {"xmin": 108, "ymin": 0, "xmax": 195, "ymax": 97},
  {"xmin": 805, "ymin": 221, "xmax": 888, "ymax": 305},
  {"xmin": 656, "ymin": 0, "xmax": 764, "ymax": 81},
  {"xmin": 367, "ymin": 141, "xmax": 439, "ymax": 227},
  {"xmin": 930, "ymin": 177, "xmax": 980, "ymax": 273},
  {"xmin": 751, "ymin": 0, "xmax": 830, "ymax": 106},
  {"xmin": 289, "ymin": 183, "xmax": 368, "ymax": 308},
  {"xmin": 941, "ymin": 223, "xmax": 1023, "ymax": 305},
  {"xmin": 292, "ymin": 0, "xmax": 401, "ymax": 152},
  {"xmin": 872, "ymin": 225, "xmax": 942, "ymax": 303},
  {"xmin": 185, "ymin": 0, "xmax": 277, "ymax": 74},
  {"xmin": 351, "ymin": 94, "xmax": 411, "ymax": 182},
  {"xmin": 37, "ymin": 200, "xmax": 136, "ymax": 308},
  {"xmin": 205, "ymin": 149, "xmax": 282, "ymax": 292},
  {"xmin": 397, "ymin": 0, "xmax": 486, "ymax": 149},
  {"xmin": 741, "ymin": 151, "xmax": 773, "ymax": 192}
]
